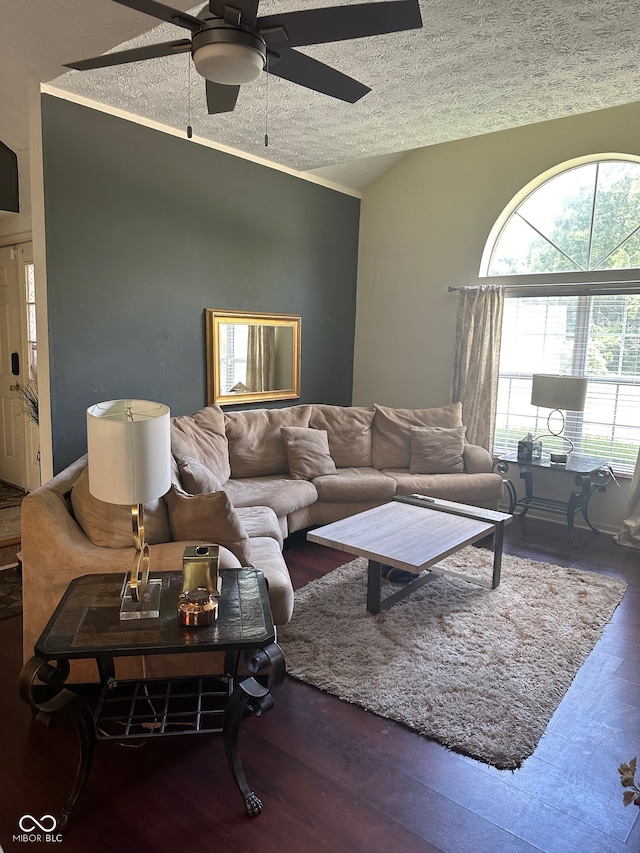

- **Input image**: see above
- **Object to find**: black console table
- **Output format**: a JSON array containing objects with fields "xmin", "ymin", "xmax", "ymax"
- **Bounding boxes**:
[
  {"xmin": 494, "ymin": 454, "xmax": 612, "ymax": 548},
  {"xmin": 19, "ymin": 569, "xmax": 285, "ymax": 829}
]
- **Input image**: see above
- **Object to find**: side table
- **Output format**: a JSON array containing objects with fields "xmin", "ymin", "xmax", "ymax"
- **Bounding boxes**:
[
  {"xmin": 18, "ymin": 568, "xmax": 285, "ymax": 829},
  {"xmin": 494, "ymin": 454, "xmax": 612, "ymax": 548}
]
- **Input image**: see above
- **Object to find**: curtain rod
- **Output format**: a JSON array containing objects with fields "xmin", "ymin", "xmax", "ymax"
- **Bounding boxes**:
[
  {"xmin": 447, "ymin": 285, "xmax": 507, "ymax": 293},
  {"xmin": 449, "ymin": 282, "xmax": 640, "ymax": 296}
]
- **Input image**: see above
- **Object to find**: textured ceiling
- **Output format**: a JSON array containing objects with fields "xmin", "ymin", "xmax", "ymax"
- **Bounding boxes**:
[{"xmin": 3, "ymin": 0, "xmax": 640, "ymax": 190}]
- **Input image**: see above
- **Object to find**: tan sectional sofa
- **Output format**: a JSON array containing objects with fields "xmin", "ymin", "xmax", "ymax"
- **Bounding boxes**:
[
  {"xmin": 21, "ymin": 401, "xmax": 503, "ymax": 679},
  {"xmin": 172, "ymin": 401, "xmax": 502, "ymax": 537}
]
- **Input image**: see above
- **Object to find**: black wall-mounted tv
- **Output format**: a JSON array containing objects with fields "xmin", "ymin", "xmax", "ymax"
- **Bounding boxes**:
[{"xmin": 0, "ymin": 140, "xmax": 19, "ymax": 213}]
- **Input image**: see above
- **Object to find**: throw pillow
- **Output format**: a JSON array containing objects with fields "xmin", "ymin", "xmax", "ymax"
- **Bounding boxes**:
[
  {"xmin": 177, "ymin": 457, "xmax": 222, "ymax": 495},
  {"xmin": 281, "ymin": 426, "xmax": 337, "ymax": 480},
  {"xmin": 171, "ymin": 405, "xmax": 230, "ymax": 484},
  {"xmin": 165, "ymin": 486, "xmax": 253, "ymax": 566},
  {"xmin": 70, "ymin": 468, "xmax": 172, "ymax": 548},
  {"xmin": 371, "ymin": 402, "xmax": 464, "ymax": 469},
  {"xmin": 224, "ymin": 405, "xmax": 311, "ymax": 478},
  {"xmin": 409, "ymin": 425, "xmax": 465, "ymax": 474},
  {"xmin": 309, "ymin": 405, "xmax": 375, "ymax": 467}
]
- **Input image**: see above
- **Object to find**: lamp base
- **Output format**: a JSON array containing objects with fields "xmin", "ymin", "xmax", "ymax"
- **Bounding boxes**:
[
  {"xmin": 120, "ymin": 575, "xmax": 162, "ymax": 621},
  {"xmin": 533, "ymin": 431, "xmax": 575, "ymax": 465}
]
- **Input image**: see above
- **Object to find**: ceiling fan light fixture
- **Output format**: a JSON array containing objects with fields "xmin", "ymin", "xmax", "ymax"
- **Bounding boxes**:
[
  {"xmin": 66, "ymin": 0, "xmax": 425, "ymax": 115},
  {"xmin": 194, "ymin": 41, "xmax": 264, "ymax": 85}
]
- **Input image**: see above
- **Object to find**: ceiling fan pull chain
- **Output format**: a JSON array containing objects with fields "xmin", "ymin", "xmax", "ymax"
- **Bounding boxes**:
[
  {"xmin": 63, "ymin": 0, "xmax": 424, "ymax": 118},
  {"xmin": 187, "ymin": 52, "xmax": 193, "ymax": 139}
]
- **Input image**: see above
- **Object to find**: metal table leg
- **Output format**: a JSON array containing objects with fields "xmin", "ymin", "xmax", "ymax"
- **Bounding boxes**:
[
  {"xmin": 567, "ymin": 473, "xmax": 607, "ymax": 548},
  {"xmin": 19, "ymin": 656, "xmax": 96, "ymax": 832},
  {"xmin": 223, "ymin": 643, "xmax": 285, "ymax": 817}
]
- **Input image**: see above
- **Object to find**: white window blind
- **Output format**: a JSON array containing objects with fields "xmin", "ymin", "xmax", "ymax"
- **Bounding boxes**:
[{"xmin": 494, "ymin": 291, "xmax": 640, "ymax": 473}]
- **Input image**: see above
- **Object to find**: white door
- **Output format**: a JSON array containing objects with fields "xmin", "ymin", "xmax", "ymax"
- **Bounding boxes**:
[
  {"xmin": 0, "ymin": 243, "xmax": 33, "ymax": 489},
  {"xmin": 21, "ymin": 243, "xmax": 40, "ymax": 491}
]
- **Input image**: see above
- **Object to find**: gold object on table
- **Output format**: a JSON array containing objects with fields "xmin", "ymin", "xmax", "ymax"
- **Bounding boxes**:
[{"xmin": 178, "ymin": 545, "xmax": 222, "ymax": 627}]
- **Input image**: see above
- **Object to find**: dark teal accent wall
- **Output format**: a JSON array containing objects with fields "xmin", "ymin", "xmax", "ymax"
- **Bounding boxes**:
[{"xmin": 41, "ymin": 95, "xmax": 360, "ymax": 472}]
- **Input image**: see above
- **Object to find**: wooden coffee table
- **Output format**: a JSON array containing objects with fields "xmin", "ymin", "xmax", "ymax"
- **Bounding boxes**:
[{"xmin": 308, "ymin": 495, "xmax": 512, "ymax": 614}]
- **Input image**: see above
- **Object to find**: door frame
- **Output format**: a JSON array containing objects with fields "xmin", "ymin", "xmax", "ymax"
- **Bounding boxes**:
[{"xmin": 0, "ymin": 232, "xmax": 37, "ymax": 490}]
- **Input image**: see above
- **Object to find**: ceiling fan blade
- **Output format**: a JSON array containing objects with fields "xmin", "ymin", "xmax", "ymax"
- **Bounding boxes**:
[
  {"xmin": 267, "ymin": 49, "xmax": 370, "ymax": 103},
  {"xmin": 208, "ymin": 0, "xmax": 260, "ymax": 27},
  {"xmin": 259, "ymin": 0, "xmax": 422, "ymax": 49},
  {"xmin": 65, "ymin": 40, "xmax": 191, "ymax": 71},
  {"xmin": 109, "ymin": 0, "xmax": 203, "ymax": 31},
  {"xmin": 206, "ymin": 80, "xmax": 241, "ymax": 114}
]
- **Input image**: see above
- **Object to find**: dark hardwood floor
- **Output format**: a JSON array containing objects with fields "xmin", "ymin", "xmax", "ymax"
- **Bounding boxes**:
[{"xmin": 1, "ymin": 517, "xmax": 639, "ymax": 852}]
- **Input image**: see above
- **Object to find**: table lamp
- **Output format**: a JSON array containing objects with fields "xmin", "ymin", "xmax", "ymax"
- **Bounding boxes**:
[
  {"xmin": 531, "ymin": 374, "xmax": 588, "ymax": 464},
  {"xmin": 87, "ymin": 399, "xmax": 171, "ymax": 619}
]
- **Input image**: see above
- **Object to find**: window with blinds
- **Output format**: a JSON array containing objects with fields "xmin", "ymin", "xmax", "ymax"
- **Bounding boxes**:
[
  {"xmin": 483, "ymin": 157, "xmax": 640, "ymax": 474},
  {"xmin": 494, "ymin": 292, "xmax": 640, "ymax": 473}
]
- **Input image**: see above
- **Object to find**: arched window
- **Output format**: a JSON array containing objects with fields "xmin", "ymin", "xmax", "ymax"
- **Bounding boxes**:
[{"xmin": 483, "ymin": 157, "xmax": 640, "ymax": 474}]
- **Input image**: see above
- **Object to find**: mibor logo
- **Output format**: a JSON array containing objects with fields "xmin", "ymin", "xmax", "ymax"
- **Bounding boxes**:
[{"xmin": 13, "ymin": 814, "xmax": 63, "ymax": 844}]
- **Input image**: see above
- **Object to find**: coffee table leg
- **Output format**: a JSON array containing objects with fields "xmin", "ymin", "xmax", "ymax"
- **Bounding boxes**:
[
  {"xmin": 492, "ymin": 521, "xmax": 505, "ymax": 589},
  {"xmin": 367, "ymin": 560, "xmax": 383, "ymax": 614}
]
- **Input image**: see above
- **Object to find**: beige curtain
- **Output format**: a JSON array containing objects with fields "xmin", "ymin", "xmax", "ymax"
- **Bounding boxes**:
[
  {"xmin": 616, "ymin": 448, "xmax": 640, "ymax": 548},
  {"xmin": 451, "ymin": 285, "xmax": 504, "ymax": 450},
  {"xmin": 246, "ymin": 325, "xmax": 276, "ymax": 392}
]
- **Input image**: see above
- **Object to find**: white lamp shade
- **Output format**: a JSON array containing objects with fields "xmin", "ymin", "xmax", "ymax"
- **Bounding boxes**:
[
  {"xmin": 531, "ymin": 374, "xmax": 588, "ymax": 412},
  {"xmin": 193, "ymin": 42, "xmax": 264, "ymax": 84},
  {"xmin": 87, "ymin": 399, "xmax": 171, "ymax": 505}
]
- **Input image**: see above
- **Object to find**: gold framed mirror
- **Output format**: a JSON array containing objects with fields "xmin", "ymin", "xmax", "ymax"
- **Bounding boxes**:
[{"xmin": 205, "ymin": 309, "xmax": 301, "ymax": 406}]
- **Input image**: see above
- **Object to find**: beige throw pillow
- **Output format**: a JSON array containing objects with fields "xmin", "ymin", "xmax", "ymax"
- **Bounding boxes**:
[
  {"xmin": 309, "ymin": 405, "xmax": 374, "ymax": 467},
  {"xmin": 224, "ymin": 405, "xmax": 311, "ymax": 478},
  {"xmin": 409, "ymin": 425, "xmax": 465, "ymax": 474},
  {"xmin": 71, "ymin": 468, "xmax": 172, "ymax": 548},
  {"xmin": 165, "ymin": 486, "xmax": 253, "ymax": 566},
  {"xmin": 171, "ymin": 405, "xmax": 230, "ymax": 484},
  {"xmin": 372, "ymin": 402, "xmax": 464, "ymax": 469},
  {"xmin": 177, "ymin": 457, "xmax": 222, "ymax": 494},
  {"xmin": 281, "ymin": 427, "xmax": 337, "ymax": 480}
]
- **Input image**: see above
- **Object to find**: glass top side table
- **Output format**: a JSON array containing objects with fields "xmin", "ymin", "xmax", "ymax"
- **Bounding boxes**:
[
  {"xmin": 19, "ymin": 568, "xmax": 285, "ymax": 829},
  {"xmin": 494, "ymin": 454, "xmax": 612, "ymax": 548}
]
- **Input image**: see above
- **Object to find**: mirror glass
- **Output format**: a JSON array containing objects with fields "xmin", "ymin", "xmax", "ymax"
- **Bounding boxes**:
[{"xmin": 205, "ymin": 309, "xmax": 301, "ymax": 405}]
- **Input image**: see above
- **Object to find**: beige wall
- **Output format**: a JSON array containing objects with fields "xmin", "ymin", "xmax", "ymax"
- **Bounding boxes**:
[{"xmin": 354, "ymin": 100, "xmax": 640, "ymax": 532}]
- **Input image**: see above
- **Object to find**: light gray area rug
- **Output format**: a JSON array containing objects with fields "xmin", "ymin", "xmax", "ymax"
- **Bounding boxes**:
[{"xmin": 279, "ymin": 548, "xmax": 627, "ymax": 769}]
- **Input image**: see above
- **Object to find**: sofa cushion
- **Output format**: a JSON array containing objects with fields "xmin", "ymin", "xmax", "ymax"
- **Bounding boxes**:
[
  {"xmin": 222, "ymin": 475, "xmax": 318, "ymax": 518},
  {"xmin": 236, "ymin": 505, "xmax": 284, "ymax": 549},
  {"xmin": 224, "ymin": 405, "xmax": 311, "ymax": 478},
  {"xmin": 71, "ymin": 468, "xmax": 172, "ymax": 548},
  {"xmin": 248, "ymin": 538, "xmax": 294, "ymax": 624},
  {"xmin": 281, "ymin": 426, "xmax": 337, "ymax": 480},
  {"xmin": 177, "ymin": 457, "xmax": 223, "ymax": 494},
  {"xmin": 312, "ymin": 467, "xmax": 397, "ymax": 503},
  {"xmin": 165, "ymin": 486, "xmax": 253, "ymax": 566},
  {"xmin": 171, "ymin": 405, "xmax": 230, "ymax": 484},
  {"xmin": 371, "ymin": 402, "xmax": 463, "ymax": 469},
  {"xmin": 462, "ymin": 443, "xmax": 493, "ymax": 474},
  {"xmin": 309, "ymin": 405, "xmax": 374, "ymax": 467},
  {"xmin": 383, "ymin": 469, "xmax": 504, "ymax": 505},
  {"xmin": 409, "ymin": 425, "xmax": 465, "ymax": 474}
]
